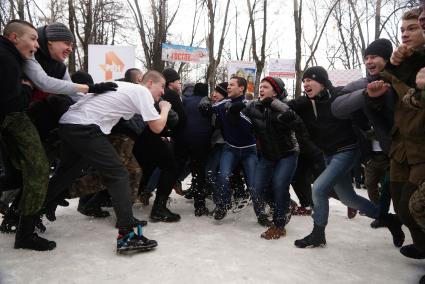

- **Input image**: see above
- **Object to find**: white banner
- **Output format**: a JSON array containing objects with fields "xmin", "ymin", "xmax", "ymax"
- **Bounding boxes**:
[
  {"xmin": 88, "ymin": 45, "xmax": 135, "ymax": 83},
  {"xmin": 227, "ymin": 61, "xmax": 256, "ymax": 94},
  {"xmin": 328, "ymin": 69, "xmax": 363, "ymax": 87},
  {"xmin": 161, "ymin": 43, "xmax": 208, "ymax": 64},
  {"xmin": 268, "ymin": 58, "xmax": 296, "ymax": 78}
]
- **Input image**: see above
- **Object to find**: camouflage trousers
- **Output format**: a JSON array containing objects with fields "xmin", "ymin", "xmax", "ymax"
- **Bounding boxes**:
[
  {"xmin": 410, "ymin": 181, "xmax": 425, "ymax": 231},
  {"xmin": 0, "ymin": 112, "xmax": 49, "ymax": 216},
  {"xmin": 69, "ymin": 134, "xmax": 141, "ymax": 200}
]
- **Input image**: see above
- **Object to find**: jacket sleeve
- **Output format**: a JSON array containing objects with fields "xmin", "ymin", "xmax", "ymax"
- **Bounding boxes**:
[
  {"xmin": 23, "ymin": 57, "xmax": 79, "ymax": 95},
  {"xmin": 331, "ymin": 89, "xmax": 365, "ymax": 119},
  {"xmin": 198, "ymin": 96, "xmax": 213, "ymax": 117}
]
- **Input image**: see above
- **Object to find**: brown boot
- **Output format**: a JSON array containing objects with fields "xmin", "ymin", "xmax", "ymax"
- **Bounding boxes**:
[
  {"xmin": 347, "ymin": 207, "xmax": 358, "ymax": 219},
  {"xmin": 261, "ymin": 225, "xmax": 286, "ymax": 240}
]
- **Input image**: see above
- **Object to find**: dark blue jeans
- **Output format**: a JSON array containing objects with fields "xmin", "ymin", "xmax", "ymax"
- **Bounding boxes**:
[
  {"xmin": 312, "ymin": 148, "xmax": 379, "ymax": 227},
  {"xmin": 253, "ymin": 153, "xmax": 298, "ymax": 227},
  {"xmin": 214, "ymin": 144, "xmax": 257, "ymax": 207}
]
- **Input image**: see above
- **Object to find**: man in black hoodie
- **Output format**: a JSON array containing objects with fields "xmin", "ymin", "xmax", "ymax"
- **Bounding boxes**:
[{"xmin": 0, "ymin": 20, "xmax": 55, "ymax": 251}]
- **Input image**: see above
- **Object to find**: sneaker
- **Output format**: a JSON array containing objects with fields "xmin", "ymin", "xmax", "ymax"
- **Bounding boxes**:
[
  {"xmin": 117, "ymin": 225, "xmax": 157, "ymax": 254},
  {"xmin": 257, "ymin": 214, "xmax": 273, "ymax": 227},
  {"xmin": 294, "ymin": 224, "xmax": 326, "ymax": 248},
  {"xmin": 347, "ymin": 207, "xmax": 357, "ymax": 219},
  {"xmin": 150, "ymin": 207, "xmax": 181, "ymax": 222},
  {"xmin": 292, "ymin": 206, "xmax": 312, "ymax": 216},
  {"xmin": 213, "ymin": 205, "xmax": 229, "ymax": 220},
  {"xmin": 232, "ymin": 196, "xmax": 251, "ymax": 213},
  {"xmin": 115, "ymin": 217, "xmax": 147, "ymax": 229},
  {"xmin": 400, "ymin": 244, "xmax": 425, "ymax": 259},
  {"xmin": 261, "ymin": 225, "xmax": 286, "ymax": 240}
]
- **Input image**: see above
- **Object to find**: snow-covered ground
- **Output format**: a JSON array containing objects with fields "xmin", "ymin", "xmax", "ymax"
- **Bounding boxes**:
[{"xmin": 0, "ymin": 185, "xmax": 424, "ymax": 284}]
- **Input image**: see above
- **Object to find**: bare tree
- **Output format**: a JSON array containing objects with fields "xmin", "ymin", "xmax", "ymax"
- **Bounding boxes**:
[
  {"xmin": 293, "ymin": 0, "xmax": 302, "ymax": 97},
  {"xmin": 247, "ymin": 0, "xmax": 267, "ymax": 95},
  {"xmin": 205, "ymin": 0, "xmax": 231, "ymax": 92},
  {"xmin": 127, "ymin": 0, "xmax": 180, "ymax": 71}
]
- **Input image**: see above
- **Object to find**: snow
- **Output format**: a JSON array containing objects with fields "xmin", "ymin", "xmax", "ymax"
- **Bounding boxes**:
[{"xmin": 0, "ymin": 184, "xmax": 424, "ymax": 284}]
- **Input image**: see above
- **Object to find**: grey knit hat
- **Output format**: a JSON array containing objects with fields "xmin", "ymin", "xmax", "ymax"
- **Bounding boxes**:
[{"xmin": 45, "ymin": 22, "xmax": 74, "ymax": 42}]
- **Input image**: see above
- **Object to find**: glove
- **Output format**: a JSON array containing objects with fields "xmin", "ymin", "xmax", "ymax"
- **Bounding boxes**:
[
  {"xmin": 261, "ymin": 97, "xmax": 273, "ymax": 108},
  {"xmin": 277, "ymin": 111, "xmax": 296, "ymax": 123},
  {"xmin": 88, "ymin": 82, "xmax": 118, "ymax": 94},
  {"xmin": 226, "ymin": 101, "xmax": 245, "ymax": 114}
]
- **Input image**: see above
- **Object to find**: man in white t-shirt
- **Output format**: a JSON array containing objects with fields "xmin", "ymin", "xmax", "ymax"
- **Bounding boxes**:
[{"xmin": 44, "ymin": 70, "xmax": 171, "ymax": 254}]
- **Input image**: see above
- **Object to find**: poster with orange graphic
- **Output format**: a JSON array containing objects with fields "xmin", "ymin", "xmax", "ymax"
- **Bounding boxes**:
[{"xmin": 88, "ymin": 45, "xmax": 135, "ymax": 83}]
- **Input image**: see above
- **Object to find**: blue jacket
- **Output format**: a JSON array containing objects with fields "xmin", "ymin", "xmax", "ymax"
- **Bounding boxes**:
[{"xmin": 212, "ymin": 95, "xmax": 256, "ymax": 148}]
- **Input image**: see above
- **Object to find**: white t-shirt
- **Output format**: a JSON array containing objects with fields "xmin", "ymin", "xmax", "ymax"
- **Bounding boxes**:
[{"xmin": 60, "ymin": 82, "xmax": 160, "ymax": 134}]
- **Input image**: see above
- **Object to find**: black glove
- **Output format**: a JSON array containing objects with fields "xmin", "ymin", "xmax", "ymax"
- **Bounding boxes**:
[
  {"xmin": 88, "ymin": 82, "xmax": 118, "ymax": 94},
  {"xmin": 261, "ymin": 97, "xmax": 273, "ymax": 108},
  {"xmin": 277, "ymin": 111, "xmax": 296, "ymax": 123},
  {"xmin": 227, "ymin": 101, "xmax": 246, "ymax": 113}
]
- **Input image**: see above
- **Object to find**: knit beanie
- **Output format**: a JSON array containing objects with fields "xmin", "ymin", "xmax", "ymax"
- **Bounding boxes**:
[
  {"xmin": 302, "ymin": 66, "xmax": 331, "ymax": 88},
  {"xmin": 162, "ymin": 68, "xmax": 180, "ymax": 85},
  {"xmin": 45, "ymin": 22, "xmax": 74, "ymax": 42},
  {"xmin": 364, "ymin": 38, "xmax": 393, "ymax": 61},
  {"xmin": 261, "ymin": 76, "xmax": 286, "ymax": 98},
  {"xmin": 215, "ymin": 82, "xmax": 228, "ymax": 97},
  {"xmin": 71, "ymin": 71, "xmax": 94, "ymax": 85},
  {"xmin": 194, "ymin": 82, "xmax": 209, "ymax": 97}
]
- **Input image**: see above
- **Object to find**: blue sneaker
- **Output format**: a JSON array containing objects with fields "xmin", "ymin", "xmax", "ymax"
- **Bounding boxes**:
[{"xmin": 117, "ymin": 225, "xmax": 157, "ymax": 254}]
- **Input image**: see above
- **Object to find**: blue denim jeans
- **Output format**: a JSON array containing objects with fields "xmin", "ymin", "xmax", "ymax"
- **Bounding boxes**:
[
  {"xmin": 214, "ymin": 144, "xmax": 257, "ymax": 206},
  {"xmin": 252, "ymin": 153, "xmax": 298, "ymax": 227},
  {"xmin": 205, "ymin": 144, "xmax": 224, "ymax": 203},
  {"xmin": 312, "ymin": 148, "xmax": 379, "ymax": 227}
]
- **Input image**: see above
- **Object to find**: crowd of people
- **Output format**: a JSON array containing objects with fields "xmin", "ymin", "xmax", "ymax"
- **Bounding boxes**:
[{"xmin": 0, "ymin": 1, "xmax": 425, "ymax": 282}]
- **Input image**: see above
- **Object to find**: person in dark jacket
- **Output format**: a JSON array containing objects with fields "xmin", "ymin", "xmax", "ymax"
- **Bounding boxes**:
[
  {"xmin": 0, "ymin": 20, "xmax": 55, "ymax": 251},
  {"xmin": 174, "ymin": 82, "xmax": 213, "ymax": 216},
  {"xmin": 290, "ymin": 66, "xmax": 403, "ymax": 249},
  {"xmin": 242, "ymin": 77, "xmax": 300, "ymax": 239},
  {"xmin": 331, "ymin": 38, "xmax": 396, "ymax": 229}
]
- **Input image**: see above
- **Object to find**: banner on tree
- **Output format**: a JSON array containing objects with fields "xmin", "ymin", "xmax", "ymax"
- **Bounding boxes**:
[
  {"xmin": 161, "ymin": 43, "xmax": 208, "ymax": 64},
  {"xmin": 268, "ymin": 58, "xmax": 296, "ymax": 78}
]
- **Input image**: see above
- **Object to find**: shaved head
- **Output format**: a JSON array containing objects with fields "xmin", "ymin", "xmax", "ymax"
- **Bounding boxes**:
[{"xmin": 3, "ymin": 20, "xmax": 36, "ymax": 37}]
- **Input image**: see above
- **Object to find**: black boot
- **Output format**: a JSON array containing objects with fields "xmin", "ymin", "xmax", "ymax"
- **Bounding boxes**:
[
  {"xmin": 194, "ymin": 199, "xmax": 209, "ymax": 217},
  {"xmin": 14, "ymin": 215, "xmax": 56, "ymax": 251},
  {"xmin": 150, "ymin": 198, "xmax": 180, "ymax": 222},
  {"xmin": 400, "ymin": 244, "xmax": 425, "ymax": 259},
  {"xmin": 294, "ymin": 224, "xmax": 326, "ymax": 248},
  {"xmin": 379, "ymin": 213, "xmax": 405, "ymax": 247},
  {"xmin": 0, "ymin": 204, "xmax": 19, "ymax": 233}
]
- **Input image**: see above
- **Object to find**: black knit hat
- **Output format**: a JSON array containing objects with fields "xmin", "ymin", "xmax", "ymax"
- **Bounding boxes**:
[
  {"xmin": 215, "ymin": 82, "xmax": 228, "ymax": 97},
  {"xmin": 71, "ymin": 71, "xmax": 94, "ymax": 85},
  {"xmin": 364, "ymin": 38, "xmax": 393, "ymax": 61},
  {"xmin": 162, "ymin": 68, "xmax": 180, "ymax": 85},
  {"xmin": 194, "ymin": 82, "xmax": 209, "ymax": 97},
  {"xmin": 261, "ymin": 76, "xmax": 286, "ymax": 98},
  {"xmin": 45, "ymin": 22, "xmax": 74, "ymax": 42},
  {"xmin": 302, "ymin": 66, "xmax": 331, "ymax": 88}
]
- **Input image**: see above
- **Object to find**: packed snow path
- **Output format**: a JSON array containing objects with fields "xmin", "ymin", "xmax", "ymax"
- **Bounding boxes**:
[{"xmin": 0, "ymin": 187, "xmax": 423, "ymax": 283}]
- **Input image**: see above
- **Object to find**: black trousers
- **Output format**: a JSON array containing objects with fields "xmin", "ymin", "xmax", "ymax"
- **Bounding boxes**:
[
  {"xmin": 133, "ymin": 129, "xmax": 178, "ymax": 201},
  {"xmin": 46, "ymin": 124, "xmax": 134, "ymax": 229}
]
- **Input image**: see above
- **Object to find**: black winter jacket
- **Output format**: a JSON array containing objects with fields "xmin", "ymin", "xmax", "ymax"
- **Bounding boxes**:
[
  {"xmin": 288, "ymin": 87, "xmax": 357, "ymax": 155},
  {"xmin": 243, "ymin": 99, "xmax": 299, "ymax": 161},
  {"xmin": 0, "ymin": 36, "xmax": 32, "ymax": 120}
]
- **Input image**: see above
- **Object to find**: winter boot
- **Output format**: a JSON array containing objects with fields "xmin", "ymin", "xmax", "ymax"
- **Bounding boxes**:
[
  {"xmin": 347, "ymin": 207, "xmax": 358, "ymax": 219},
  {"xmin": 400, "ymin": 244, "xmax": 425, "ymax": 259},
  {"xmin": 14, "ymin": 215, "xmax": 56, "ymax": 251},
  {"xmin": 117, "ymin": 225, "xmax": 157, "ymax": 254},
  {"xmin": 257, "ymin": 214, "xmax": 273, "ymax": 227},
  {"xmin": 194, "ymin": 199, "xmax": 209, "ymax": 217},
  {"xmin": 0, "ymin": 205, "xmax": 19, "ymax": 233},
  {"xmin": 150, "ymin": 198, "xmax": 180, "ymax": 222},
  {"xmin": 261, "ymin": 225, "xmax": 286, "ymax": 240},
  {"xmin": 292, "ymin": 206, "xmax": 312, "ymax": 216},
  {"xmin": 213, "ymin": 204, "xmax": 230, "ymax": 220},
  {"xmin": 370, "ymin": 219, "xmax": 386, "ymax": 229},
  {"xmin": 379, "ymin": 213, "xmax": 405, "ymax": 247},
  {"xmin": 294, "ymin": 224, "xmax": 326, "ymax": 248}
]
